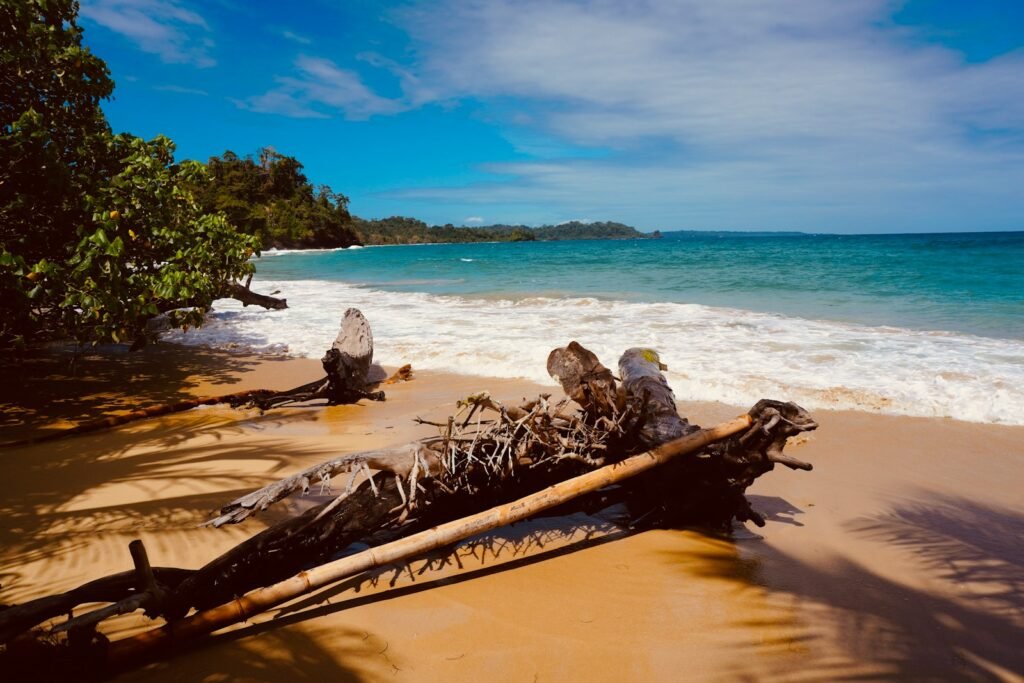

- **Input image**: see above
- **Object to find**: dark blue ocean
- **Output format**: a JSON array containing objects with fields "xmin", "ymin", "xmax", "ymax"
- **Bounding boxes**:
[{"xmin": 178, "ymin": 231, "xmax": 1024, "ymax": 424}]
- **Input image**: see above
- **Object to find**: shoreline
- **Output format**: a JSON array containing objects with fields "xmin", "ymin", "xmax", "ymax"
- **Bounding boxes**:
[
  {"xmin": 1, "ymin": 347, "xmax": 1021, "ymax": 680},
  {"xmin": 166, "ymin": 281, "xmax": 1024, "ymax": 426}
]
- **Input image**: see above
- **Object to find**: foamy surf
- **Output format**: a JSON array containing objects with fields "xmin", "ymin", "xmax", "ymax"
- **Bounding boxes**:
[{"xmin": 167, "ymin": 279, "xmax": 1024, "ymax": 425}]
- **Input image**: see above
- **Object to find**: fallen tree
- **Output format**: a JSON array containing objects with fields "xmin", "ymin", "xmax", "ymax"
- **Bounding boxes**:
[{"xmin": 0, "ymin": 333, "xmax": 816, "ymax": 678}]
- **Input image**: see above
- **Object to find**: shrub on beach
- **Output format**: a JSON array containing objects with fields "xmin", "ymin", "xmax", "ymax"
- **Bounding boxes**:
[{"xmin": 0, "ymin": 0, "xmax": 257, "ymax": 349}]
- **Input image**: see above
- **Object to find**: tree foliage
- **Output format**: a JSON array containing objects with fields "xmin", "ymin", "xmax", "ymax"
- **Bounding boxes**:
[
  {"xmin": 195, "ymin": 149, "xmax": 359, "ymax": 249},
  {"xmin": 63, "ymin": 135, "xmax": 258, "ymax": 344},
  {"xmin": 1, "ymin": 0, "xmax": 114, "ymax": 260},
  {"xmin": 0, "ymin": 0, "xmax": 257, "ymax": 348}
]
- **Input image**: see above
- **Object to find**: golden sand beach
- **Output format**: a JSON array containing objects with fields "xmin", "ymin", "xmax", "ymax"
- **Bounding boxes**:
[{"xmin": 1, "ymin": 346, "xmax": 1022, "ymax": 681}]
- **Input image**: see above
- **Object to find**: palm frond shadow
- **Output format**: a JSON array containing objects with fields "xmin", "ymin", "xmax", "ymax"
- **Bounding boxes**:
[
  {"xmin": 0, "ymin": 412, "xmax": 333, "ymax": 602},
  {"xmin": 681, "ymin": 494, "xmax": 1024, "ymax": 681},
  {"xmin": 0, "ymin": 344, "xmax": 305, "ymax": 440}
]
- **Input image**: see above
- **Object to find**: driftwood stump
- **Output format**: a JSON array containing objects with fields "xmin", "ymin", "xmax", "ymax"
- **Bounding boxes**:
[
  {"xmin": 255, "ymin": 308, "xmax": 386, "ymax": 409},
  {"xmin": 321, "ymin": 308, "xmax": 383, "ymax": 403}
]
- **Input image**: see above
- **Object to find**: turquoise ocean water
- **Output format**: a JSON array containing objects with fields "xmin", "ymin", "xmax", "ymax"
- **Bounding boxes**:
[
  {"xmin": 257, "ymin": 231, "xmax": 1024, "ymax": 340},
  {"xmin": 175, "ymin": 231, "xmax": 1024, "ymax": 424}
]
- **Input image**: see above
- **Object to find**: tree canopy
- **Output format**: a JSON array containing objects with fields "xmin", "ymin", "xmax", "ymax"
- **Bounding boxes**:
[
  {"xmin": 0, "ymin": 0, "xmax": 260, "ymax": 349},
  {"xmin": 195, "ymin": 149, "xmax": 359, "ymax": 249}
]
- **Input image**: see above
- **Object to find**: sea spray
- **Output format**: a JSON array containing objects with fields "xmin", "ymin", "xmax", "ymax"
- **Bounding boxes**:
[{"xmin": 168, "ymin": 279, "xmax": 1024, "ymax": 425}]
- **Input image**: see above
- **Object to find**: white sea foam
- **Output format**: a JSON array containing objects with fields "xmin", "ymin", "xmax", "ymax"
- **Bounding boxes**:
[
  {"xmin": 167, "ymin": 279, "xmax": 1024, "ymax": 425},
  {"xmin": 259, "ymin": 246, "xmax": 354, "ymax": 257}
]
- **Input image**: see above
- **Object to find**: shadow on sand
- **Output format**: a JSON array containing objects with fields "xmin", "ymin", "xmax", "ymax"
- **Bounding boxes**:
[
  {"xmin": 196, "ymin": 492, "xmax": 1023, "ymax": 682},
  {"xmin": 676, "ymin": 493, "xmax": 1024, "ymax": 681},
  {"xmin": 0, "ymin": 344, "xmax": 302, "ymax": 441}
]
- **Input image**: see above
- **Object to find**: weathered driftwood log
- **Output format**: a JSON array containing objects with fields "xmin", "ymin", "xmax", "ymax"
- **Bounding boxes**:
[
  {"xmin": 619, "ymin": 347, "xmax": 698, "ymax": 446},
  {"xmin": 109, "ymin": 414, "xmax": 757, "ymax": 666},
  {"xmin": 252, "ymin": 308, "xmax": 386, "ymax": 409},
  {"xmin": 172, "ymin": 342, "xmax": 813, "ymax": 618},
  {"xmin": 321, "ymin": 308, "xmax": 384, "ymax": 402},
  {"xmin": 546, "ymin": 341, "xmax": 618, "ymax": 420}
]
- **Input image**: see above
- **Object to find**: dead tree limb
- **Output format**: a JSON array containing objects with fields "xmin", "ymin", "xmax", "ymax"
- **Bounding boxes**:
[
  {"xmin": 205, "ymin": 443, "xmax": 434, "ymax": 527},
  {"xmin": 110, "ymin": 414, "xmax": 756, "ymax": 665},
  {"xmin": 221, "ymin": 281, "xmax": 288, "ymax": 310},
  {"xmin": 0, "ymin": 389, "xmax": 276, "ymax": 448},
  {"xmin": 0, "ymin": 568, "xmax": 193, "ymax": 644}
]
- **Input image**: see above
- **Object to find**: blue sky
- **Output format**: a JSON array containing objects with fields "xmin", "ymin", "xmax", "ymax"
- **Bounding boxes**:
[{"xmin": 80, "ymin": 0, "xmax": 1024, "ymax": 233}]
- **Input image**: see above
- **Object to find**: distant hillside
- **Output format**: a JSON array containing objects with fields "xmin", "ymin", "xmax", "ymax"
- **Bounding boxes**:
[
  {"xmin": 659, "ymin": 229, "xmax": 807, "ymax": 238},
  {"xmin": 193, "ymin": 149, "xmax": 652, "ymax": 249},
  {"xmin": 353, "ymin": 218, "xmax": 651, "ymax": 245}
]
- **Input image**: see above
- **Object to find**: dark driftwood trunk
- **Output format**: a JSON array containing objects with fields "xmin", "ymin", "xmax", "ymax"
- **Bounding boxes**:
[
  {"xmin": 0, "ymin": 568, "xmax": 193, "ymax": 644},
  {"xmin": 320, "ymin": 308, "xmax": 384, "ymax": 403},
  {"xmin": 619, "ymin": 347, "xmax": 698, "ymax": 446},
  {"xmin": 221, "ymin": 281, "xmax": 287, "ymax": 310}
]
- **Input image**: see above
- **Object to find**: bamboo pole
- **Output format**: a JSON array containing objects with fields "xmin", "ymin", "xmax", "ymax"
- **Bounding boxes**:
[{"xmin": 107, "ymin": 413, "xmax": 753, "ymax": 665}]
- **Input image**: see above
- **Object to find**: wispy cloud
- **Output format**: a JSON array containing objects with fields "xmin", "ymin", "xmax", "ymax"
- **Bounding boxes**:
[
  {"xmin": 233, "ymin": 89, "xmax": 329, "ymax": 119},
  {"xmin": 281, "ymin": 29, "xmax": 311, "ymax": 45},
  {"xmin": 464, "ymin": 216, "xmax": 484, "ymax": 224},
  {"xmin": 238, "ymin": 55, "xmax": 407, "ymax": 119},
  {"xmin": 82, "ymin": 0, "xmax": 215, "ymax": 67},
  {"xmin": 383, "ymin": 0, "xmax": 1024, "ymax": 230},
  {"xmin": 154, "ymin": 84, "xmax": 207, "ymax": 95}
]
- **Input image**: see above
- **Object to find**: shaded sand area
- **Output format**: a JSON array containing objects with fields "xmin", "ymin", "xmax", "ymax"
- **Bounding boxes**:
[{"xmin": 1, "ymin": 345, "xmax": 1022, "ymax": 681}]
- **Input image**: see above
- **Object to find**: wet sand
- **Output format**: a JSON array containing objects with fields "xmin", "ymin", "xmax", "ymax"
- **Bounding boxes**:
[{"xmin": 1, "ymin": 345, "xmax": 1021, "ymax": 681}]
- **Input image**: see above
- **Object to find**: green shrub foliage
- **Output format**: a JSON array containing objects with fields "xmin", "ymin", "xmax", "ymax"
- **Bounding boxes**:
[{"xmin": 0, "ymin": 0, "xmax": 256, "ymax": 348}]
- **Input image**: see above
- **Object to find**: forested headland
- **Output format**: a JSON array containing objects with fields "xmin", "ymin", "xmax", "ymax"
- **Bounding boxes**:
[{"xmin": 195, "ymin": 149, "xmax": 653, "ymax": 249}]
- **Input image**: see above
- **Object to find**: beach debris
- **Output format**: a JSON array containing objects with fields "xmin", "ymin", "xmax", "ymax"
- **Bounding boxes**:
[
  {"xmin": 108, "ymin": 414, "xmax": 762, "ymax": 666},
  {"xmin": 0, "ymin": 340, "xmax": 816, "ymax": 677},
  {"xmin": 384, "ymin": 363, "xmax": 414, "ymax": 384},
  {"xmin": 221, "ymin": 277, "xmax": 288, "ymax": 310},
  {"xmin": 249, "ymin": 307, "xmax": 389, "ymax": 409}
]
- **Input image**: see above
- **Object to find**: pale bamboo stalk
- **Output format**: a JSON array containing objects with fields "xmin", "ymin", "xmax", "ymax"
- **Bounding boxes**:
[{"xmin": 108, "ymin": 414, "xmax": 753, "ymax": 664}]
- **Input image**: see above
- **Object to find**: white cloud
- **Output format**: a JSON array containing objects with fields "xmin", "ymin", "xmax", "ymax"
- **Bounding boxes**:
[
  {"xmin": 154, "ymin": 84, "xmax": 207, "ymax": 95},
  {"xmin": 82, "ymin": 0, "xmax": 215, "ymax": 67},
  {"xmin": 281, "ymin": 29, "xmax": 312, "ymax": 45},
  {"xmin": 464, "ymin": 216, "xmax": 484, "ymax": 224},
  {"xmin": 233, "ymin": 90, "xmax": 329, "ymax": 119},
  {"xmin": 384, "ymin": 0, "xmax": 1024, "ymax": 230},
  {"xmin": 238, "ymin": 55, "xmax": 406, "ymax": 119}
]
